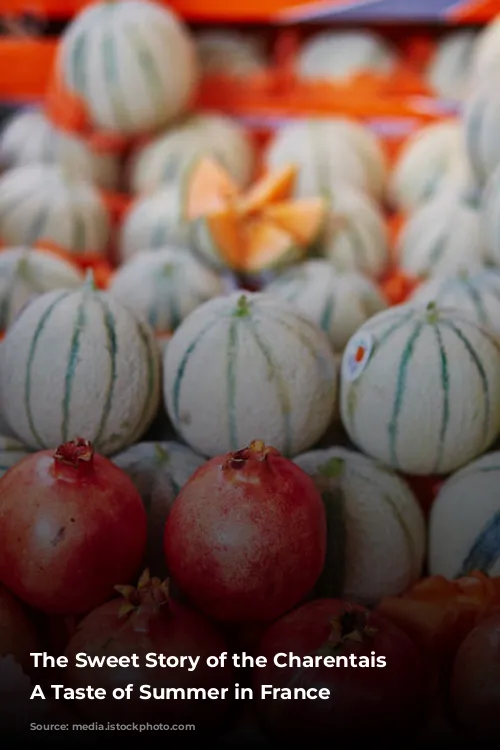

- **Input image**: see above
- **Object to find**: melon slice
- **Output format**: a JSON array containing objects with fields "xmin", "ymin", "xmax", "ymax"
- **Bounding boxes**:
[
  {"xmin": 185, "ymin": 157, "xmax": 239, "ymax": 219},
  {"xmin": 261, "ymin": 197, "xmax": 327, "ymax": 245},
  {"xmin": 242, "ymin": 218, "xmax": 301, "ymax": 272},
  {"xmin": 237, "ymin": 164, "xmax": 297, "ymax": 215},
  {"xmin": 185, "ymin": 157, "xmax": 327, "ymax": 273}
]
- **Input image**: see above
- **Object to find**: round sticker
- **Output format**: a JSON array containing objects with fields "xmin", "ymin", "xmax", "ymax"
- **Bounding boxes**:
[{"xmin": 343, "ymin": 332, "xmax": 374, "ymax": 382}]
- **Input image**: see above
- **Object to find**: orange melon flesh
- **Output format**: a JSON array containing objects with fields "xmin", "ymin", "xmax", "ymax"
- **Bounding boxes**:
[
  {"xmin": 241, "ymin": 218, "xmax": 298, "ymax": 272},
  {"xmin": 185, "ymin": 157, "xmax": 239, "ymax": 220},
  {"xmin": 261, "ymin": 197, "xmax": 327, "ymax": 246},
  {"xmin": 204, "ymin": 207, "xmax": 246, "ymax": 271},
  {"xmin": 237, "ymin": 164, "xmax": 297, "ymax": 215}
]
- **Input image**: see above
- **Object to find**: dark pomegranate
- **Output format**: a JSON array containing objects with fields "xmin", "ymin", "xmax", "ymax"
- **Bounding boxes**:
[
  {"xmin": 253, "ymin": 598, "xmax": 429, "ymax": 743},
  {"xmin": 0, "ymin": 438, "xmax": 147, "ymax": 614},
  {"xmin": 0, "ymin": 583, "xmax": 39, "ymax": 674},
  {"xmin": 450, "ymin": 612, "xmax": 500, "ymax": 739},
  {"xmin": 64, "ymin": 570, "xmax": 234, "ymax": 729},
  {"xmin": 164, "ymin": 440, "xmax": 326, "ymax": 622}
]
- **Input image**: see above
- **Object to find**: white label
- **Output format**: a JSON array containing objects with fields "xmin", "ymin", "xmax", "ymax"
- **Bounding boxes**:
[{"xmin": 342, "ymin": 332, "xmax": 374, "ymax": 382}]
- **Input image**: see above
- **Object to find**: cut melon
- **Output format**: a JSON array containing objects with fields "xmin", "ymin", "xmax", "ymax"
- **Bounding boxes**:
[
  {"xmin": 184, "ymin": 157, "xmax": 326, "ymax": 273},
  {"xmin": 237, "ymin": 165, "xmax": 296, "ymax": 215},
  {"xmin": 261, "ymin": 197, "xmax": 326, "ymax": 246}
]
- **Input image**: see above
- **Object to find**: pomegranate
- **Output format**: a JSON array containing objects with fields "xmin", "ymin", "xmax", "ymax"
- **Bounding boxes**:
[
  {"xmin": 0, "ymin": 583, "xmax": 39, "ymax": 674},
  {"xmin": 0, "ymin": 438, "xmax": 147, "ymax": 614},
  {"xmin": 64, "ymin": 570, "xmax": 234, "ymax": 729},
  {"xmin": 253, "ymin": 599, "xmax": 429, "ymax": 743},
  {"xmin": 450, "ymin": 612, "xmax": 500, "ymax": 739},
  {"xmin": 164, "ymin": 440, "xmax": 326, "ymax": 622}
]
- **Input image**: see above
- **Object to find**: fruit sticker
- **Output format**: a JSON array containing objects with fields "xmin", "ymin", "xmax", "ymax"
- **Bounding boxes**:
[{"xmin": 343, "ymin": 332, "xmax": 374, "ymax": 382}]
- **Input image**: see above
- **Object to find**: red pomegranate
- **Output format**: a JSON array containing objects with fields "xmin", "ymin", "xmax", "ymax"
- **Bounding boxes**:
[
  {"xmin": 164, "ymin": 440, "xmax": 326, "ymax": 622},
  {"xmin": 450, "ymin": 612, "xmax": 500, "ymax": 739},
  {"xmin": 253, "ymin": 598, "xmax": 429, "ymax": 743},
  {"xmin": 0, "ymin": 583, "xmax": 39, "ymax": 674},
  {"xmin": 65, "ymin": 569, "xmax": 234, "ymax": 728},
  {"xmin": 0, "ymin": 438, "xmax": 147, "ymax": 614}
]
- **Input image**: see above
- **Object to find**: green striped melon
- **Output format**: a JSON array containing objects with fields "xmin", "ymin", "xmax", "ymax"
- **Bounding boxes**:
[
  {"xmin": 128, "ymin": 113, "xmax": 256, "ymax": 195},
  {"xmin": 0, "ymin": 435, "xmax": 31, "ymax": 477},
  {"xmin": 109, "ymin": 248, "xmax": 225, "ymax": 346},
  {"xmin": 471, "ymin": 15, "xmax": 500, "ymax": 83},
  {"xmin": 426, "ymin": 31, "xmax": 476, "ymax": 101},
  {"xmin": 463, "ymin": 77, "xmax": 500, "ymax": 185},
  {"xmin": 0, "ymin": 108, "xmax": 120, "ymax": 190},
  {"xmin": 113, "ymin": 440, "xmax": 205, "ymax": 576},
  {"xmin": 0, "ymin": 164, "xmax": 111, "ymax": 256},
  {"xmin": 264, "ymin": 118, "xmax": 387, "ymax": 201},
  {"xmin": 411, "ymin": 268, "xmax": 500, "ymax": 336},
  {"xmin": 319, "ymin": 185, "xmax": 390, "ymax": 279},
  {"xmin": 0, "ymin": 247, "xmax": 83, "ymax": 331},
  {"xmin": 195, "ymin": 30, "xmax": 267, "ymax": 77},
  {"xmin": 1, "ymin": 275, "xmax": 161, "ymax": 455},
  {"xmin": 388, "ymin": 120, "xmax": 471, "ymax": 213},
  {"xmin": 429, "ymin": 450, "xmax": 500, "ymax": 578},
  {"xmin": 265, "ymin": 260, "xmax": 387, "ymax": 352},
  {"xmin": 480, "ymin": 162, "xmax": 500, "ymax": 266},
  {"xmin": 340, "ymin": 301, "xmax": 500, "ymax": 475},
  {"xmin": 297, "ymin": 30, "xmax": 397, "ymax": 82},
  {"xmin": 398, "ymin": 186, "xmax": 486, "ymax": 279},
  {"xmin": 164, "ymin": 291, "xmax": 337, "ymax": 458},
  {"xmin": 119, "ymin": 184, "xmax": 189, "ymax": 263},
  {"xmin": 294, "ymin": 446, "xmax": 425, "ymax": 604},
  {"xmin": 55, "ymin": 0, "xmax": 198, "ymax": 136}
]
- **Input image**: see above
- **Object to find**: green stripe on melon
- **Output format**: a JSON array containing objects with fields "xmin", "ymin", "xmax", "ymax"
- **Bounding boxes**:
[
  {"xmin": 1, "ymin": 275, "xmax": 161, "ymax": 456},
  {"xmin": 164, "ymin": 291, "xmax": 337, "ymax": 458},
  {"xmin": 0, "ymin": 435, "xmax": 31, "ymax": 476},
  {"xmin": 340, "ymin": 301, "xmax": 500, "ymax": 475},
  {"xmin": 294, "ymin": 445, "xmax": 425, "ymax": 604}
]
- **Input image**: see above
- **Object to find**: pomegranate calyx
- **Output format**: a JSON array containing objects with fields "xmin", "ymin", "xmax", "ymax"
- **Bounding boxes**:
[
  {"xmin": 225, "ymin": 440, "xmax": 280, "ymax": 470},
  {"xmin": 115, "ymin": 570, "xmax": 170, "ymax": 621},
  {"xmin": 53, "ymin": 438, "xmax": 94, "ymax": 467},
  {"xmin": 317, "ymin": 609, "xmax": 378, "ymax": 655}
]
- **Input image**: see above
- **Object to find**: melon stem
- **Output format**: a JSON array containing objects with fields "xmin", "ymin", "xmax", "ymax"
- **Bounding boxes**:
[
  {"xmin": 235, "ymin": 294, "xmax": 250, "ymax": 317},
  {"xmin": 83, "ymin": 269, "xmax": 97, "ymax": 292},
  {"xmin": 318, "ymin": 457, "xmax": 345, "ymax": 478},
  {"xmin": 426, "ymin": 301, "xmax": 439, "ymax": 324}
]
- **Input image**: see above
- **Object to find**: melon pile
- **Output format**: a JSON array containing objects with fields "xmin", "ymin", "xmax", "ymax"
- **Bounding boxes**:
[{"xmin": 2, "ymin": 1, "xmax": 500, "ymax": 744}]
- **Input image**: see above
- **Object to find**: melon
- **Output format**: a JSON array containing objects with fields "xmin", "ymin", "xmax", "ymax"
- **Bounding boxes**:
[
  {"xmin": 119, "ymin": 183, "xmax": 190, "ymax": 263},
  {"xmin": 54, "ymin": 0, "xmax": 198, "ymax": 136},
  {"xmin": 0, "ymin": 247, "xmax": 83, "ymax": 331},
  {"xmin": 265, "ymin": 260, "xmax": 387, "ymax": 352},
  {"xmin": 480, "ymin": 162, "xmax": 500, "ymax": 267},
  {"xmin": 0, "ymin": 164, "xmax": 111, "ymax": 257},
  {"xmin": 426, "ymin": 30, "xmax": 476, "ymax": 101},
  {"xmin": 112, "ymin": 440, "xmax": 205, "ymax": 576},
  {"xmin": 429, "ymin": 451, "xmax": 500, "ymax": 578},
  {"xmin": 388, "ymin": 120, "xmax": 471, "ymax": 213},
  {"xmin": 297, "ymin": 30, "xmax": 397, "ymax": 82},
  {"xmin": 164, "ymin": 291, "xmax": 337, "ymax": 458},
  {"xmin": 398, "ymin": 186, "xmax": 486, "ymax": 279},
  {"xmin": 1, "ymin": 274, "xmax": 161, "ymax": 455},
  {"xmin": 410, "ymin": 268, "xmax": 500, "ymax": 336},
  {"xmin": 128, "ymin": 113, "xmax": 256, "ymax": 195},
  {"xmin": 264, "ymin": 118, "xmax": 387, "ymax": 201},
  {"xmin": 293, "ymin": 446, "xmax": 425, "ymax": 604},
  {"xmin": 109, "ymin": 247, "xmax": 225, "ymax": 344},
  {"xmin": 340, "ymin": 301, "xmax": 500, "ymax": 475},
  {"xmin": 0, "ymin": 436, "xmax": 31, "ymax": 477},
  {"xmin": 463, "ymin": 77, "xmax": 500, "ymax": 185},
  {"xmin": 185, "ymin": 158, "xmax": 327, "ymax": 274},
  {"xmin": 0, "ymin": 108, "xmax": 120, "ymax": 190},
  {"xmin": 319, "ymin": 184, "xmax": 390, "ymax": 278},
  {"xmin": 471, "ymin": 14, "xmax": 500, "ymax": 82},
  {"xmin": 195, "ymin": 29, "xmax": 267, "ymax": 77}
]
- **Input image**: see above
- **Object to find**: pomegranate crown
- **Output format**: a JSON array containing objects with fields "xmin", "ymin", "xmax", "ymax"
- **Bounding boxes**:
[
  {"xmin": 225, "ymin": 440, "xmax": 280, "ymax": 470},
  {"xmin": 53, "ymin": 437, "xmax": 94, "ymax": 466},
  {"xmin": 115, "ymin": 569, "xmax": 170, "ymax": 623},
  {"xmin": 316, "ymin": 607, "xmax": 377, "ymax": 656}
]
